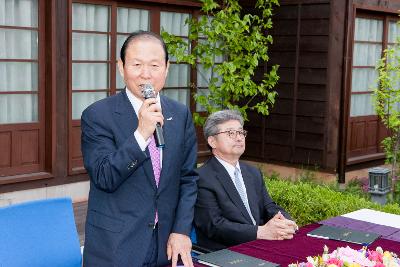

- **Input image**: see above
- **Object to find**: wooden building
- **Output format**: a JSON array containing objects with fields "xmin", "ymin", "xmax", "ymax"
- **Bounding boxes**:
[
  {"xmin": 0, "ymin": 0, "xmax": 399, "ymax": 197},
  {"xmin": 243, "ymin": 0, "xmax": 400, "ymax": 182}
]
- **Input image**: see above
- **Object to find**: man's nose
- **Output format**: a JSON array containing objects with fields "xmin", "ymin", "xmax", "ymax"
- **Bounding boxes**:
[
  {"xmin": 235, "ymin": 133, "xmax": 245, "ymax": 140},
  {"xmin": 140, "ymin": 65, "xmax": 151, "ymax": 78}
]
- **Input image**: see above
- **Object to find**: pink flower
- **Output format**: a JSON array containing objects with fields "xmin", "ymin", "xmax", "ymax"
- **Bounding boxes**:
[
  {"xmin": 332, "ymin": 246, "xmax": 373, "ymax": 266},
  {"xmin": 327, "ymin": 258, "xmax": 343, "ymax": 266},
  {"xmin": 368, "ymin": 251, "xmax": 383, "ymax": 263},
  {"xmin": 289, "ymin": 246, "xmax": 399, "ymax": 267}
]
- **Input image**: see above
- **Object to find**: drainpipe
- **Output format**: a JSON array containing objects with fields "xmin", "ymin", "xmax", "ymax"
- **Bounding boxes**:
[{"xmin": 337, "ymin": 0, "xmax": 352, "ymax": 184}]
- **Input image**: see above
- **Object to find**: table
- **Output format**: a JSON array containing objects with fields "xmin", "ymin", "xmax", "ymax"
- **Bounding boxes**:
[
  {"xmin": 230, "ymin": 223, "xmax": 400, "ymax": 266},
  {"xmin": 194, "ymin": 223, "xmax": 400, "ymax": 266},
  {"xmin": 320, "ymin": 209, "xmax": 400, "ymax": 242}
]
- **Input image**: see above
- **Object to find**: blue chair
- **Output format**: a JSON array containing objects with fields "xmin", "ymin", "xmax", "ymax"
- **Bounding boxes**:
[
  {"xmin": 190, "ymin": 226, "xmax": 198, "ymax": 245},
  {"xmin": 0, "ymin": 197, "xmax": 82, "ymax": 267},
  {"xmin": 190, "ymin": 225, "xmax": 212, "ymax": 256}
]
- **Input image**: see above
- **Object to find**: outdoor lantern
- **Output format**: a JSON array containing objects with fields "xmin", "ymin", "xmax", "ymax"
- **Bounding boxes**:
[
  {"xmin": 368, "ymin": 167, "xmax": 390, "ymax": 205},
  {"xmin": 368, "ymin": 167, "xmax": 390, "ymax": 192}
]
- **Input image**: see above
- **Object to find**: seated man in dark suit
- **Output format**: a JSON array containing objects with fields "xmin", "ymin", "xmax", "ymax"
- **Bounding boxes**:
[{"xmin": 194, "ymin": 109, "xmax": 298, "ymax": 251}]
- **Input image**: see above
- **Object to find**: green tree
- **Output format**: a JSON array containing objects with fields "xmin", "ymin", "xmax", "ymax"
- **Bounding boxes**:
[
  {"xmin": 374, "ymin": 23, "xmax": 400, "ymax": 201},
  {"xmin": 161, "ymin": 0, "xmax": 279, "ymax": 125}
]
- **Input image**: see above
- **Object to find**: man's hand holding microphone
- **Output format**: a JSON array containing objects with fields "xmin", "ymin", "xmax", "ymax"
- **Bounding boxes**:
[{"xmin": 137, "ymin": 84, "xmax": 165, "ymax": 147}]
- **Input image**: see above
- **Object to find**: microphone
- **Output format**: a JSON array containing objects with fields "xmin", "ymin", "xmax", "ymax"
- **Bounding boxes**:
[{"xmin": 141, "ymin": 84, "xmax": 165, "ymax": 148}]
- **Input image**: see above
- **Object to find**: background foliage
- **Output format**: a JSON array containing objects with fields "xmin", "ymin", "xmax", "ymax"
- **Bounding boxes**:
[
  {"xmin": 266, "ymin": 177, "xmax": 400, "ymax": 226},
  {"xmin": 374, "ymin": 21, "xmax": 400, "ymax": 202},
  {"xmin": 162, "ymin": 0, "xmax": 280, "ymax": 124}
]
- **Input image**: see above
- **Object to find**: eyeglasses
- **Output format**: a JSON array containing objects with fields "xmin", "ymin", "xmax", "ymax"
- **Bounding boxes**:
[{"xmin": 214, "ymin": 130, "xmax": 247, "ymax": 139}]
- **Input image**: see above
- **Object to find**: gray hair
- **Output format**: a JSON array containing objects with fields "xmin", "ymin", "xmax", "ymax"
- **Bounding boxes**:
[{"xmin": 203, "ymin": 109, "xmax": 244, "ymax": 140}]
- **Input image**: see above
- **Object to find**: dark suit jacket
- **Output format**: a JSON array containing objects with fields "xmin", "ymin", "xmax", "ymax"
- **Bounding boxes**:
[
  {"xmin": 194, "ymin": 156, "xmax": 290, "ymax": 251},
  {"xmin": 81, "ymin": 91, "xmax": 198, "ymax": 267}
]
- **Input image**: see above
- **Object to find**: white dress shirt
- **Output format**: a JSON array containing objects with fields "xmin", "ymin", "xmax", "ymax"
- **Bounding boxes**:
[{"xmin": 215, "ymin": 156, "xmax": 256, "ymax": 225}]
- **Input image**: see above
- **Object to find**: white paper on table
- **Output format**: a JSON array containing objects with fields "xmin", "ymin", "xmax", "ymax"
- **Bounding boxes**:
[{"xmin": 342, "ymin": 209, "xmax": 400, "ymax": 228}]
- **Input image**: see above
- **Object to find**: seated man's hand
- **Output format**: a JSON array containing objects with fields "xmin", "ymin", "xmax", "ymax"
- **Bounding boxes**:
[
  {"xmin": 257, "ymin": 212, "xmax": 297, "ymax": 240},
  {"xmin": 167, "ymin": 233, "xmax": 194, "ymax": 267},
  {"xmin": 275, "ymin": 211, "xmax": 298, "ymax": 232}
]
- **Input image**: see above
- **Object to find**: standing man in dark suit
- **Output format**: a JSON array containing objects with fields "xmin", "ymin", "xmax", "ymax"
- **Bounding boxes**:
[
  {"xmin": 81, "ymin": 31, "xmax": 197, "ymax": 267},
  {"xmin": 194, "ymin": 110, "xmax": 297, "ymax": 251}
]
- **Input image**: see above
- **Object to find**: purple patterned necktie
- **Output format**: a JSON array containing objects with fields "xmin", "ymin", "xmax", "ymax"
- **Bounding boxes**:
[{"xmin": 148, "ymin": 135, "xmax": 161, "ymax": 223}]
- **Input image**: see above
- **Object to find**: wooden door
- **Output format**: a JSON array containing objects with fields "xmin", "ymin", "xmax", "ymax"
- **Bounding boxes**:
[{"xmin": 347, "ymin": 115, "xmax": 388, "ymax": 164}]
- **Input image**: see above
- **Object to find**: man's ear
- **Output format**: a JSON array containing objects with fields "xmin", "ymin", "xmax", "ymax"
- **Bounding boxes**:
[
  {"xmin": 117, "ymin": 59, "xmax": 124, "ymax": 79},
  {"xmin": 165, "ymin": 60, "xmax": 170, "ymax": 78},
  {"xmin": 208, "ymin": 136, "xmax": 216, "ymax": 149}
]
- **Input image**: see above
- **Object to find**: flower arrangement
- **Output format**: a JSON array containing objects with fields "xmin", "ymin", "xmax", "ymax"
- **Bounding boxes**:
[{"xmin": 289, "ymin": 245, "xmax": 400, "ymax": 267}]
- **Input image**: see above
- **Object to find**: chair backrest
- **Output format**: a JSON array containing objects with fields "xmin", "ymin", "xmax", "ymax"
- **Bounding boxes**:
[
  {"xmin": 190, "ymin": 225, "xmax": 212, "ymax": 255},
  {"xmin": 0, "ymin": 197, "xmax": 82, "ymax": 267},
  {"xmin": 190, "ymin": 226, "xmax": 197, "ymax": 244}
]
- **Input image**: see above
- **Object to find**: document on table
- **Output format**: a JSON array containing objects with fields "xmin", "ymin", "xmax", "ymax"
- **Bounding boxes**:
[
  {"xmin": 307, "ymin": 225, "xmax": 380, "ymax": 245},
  {"xmin": 195, "ymin": 249, "xmax": 280, "ymax": 267},
  {"xmin": 342, "ymin": 209, "xmax": 400, "ymax": 229}
]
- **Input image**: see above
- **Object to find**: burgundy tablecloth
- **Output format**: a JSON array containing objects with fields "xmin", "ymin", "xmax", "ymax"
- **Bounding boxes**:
[
  {"xmin": 230, "ymin": 224, "xmax": 400, "ymax": 266},
  {"xmin": 193, "ymin": 223, "xmax": 400, "ymax": 267}
]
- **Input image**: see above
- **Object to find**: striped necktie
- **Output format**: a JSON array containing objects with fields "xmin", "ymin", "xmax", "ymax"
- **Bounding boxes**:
[{"xmin": 233, "ymin": 167, "xmax": 256, "ymax": 225}]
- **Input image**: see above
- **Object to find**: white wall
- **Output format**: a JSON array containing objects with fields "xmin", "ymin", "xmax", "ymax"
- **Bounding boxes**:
[{"xmin": 0, "ymin": 181, "xmax": 89, "ymax": 207}]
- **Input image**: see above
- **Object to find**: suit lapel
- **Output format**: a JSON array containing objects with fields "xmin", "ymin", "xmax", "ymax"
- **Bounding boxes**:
[
  {"xmin": 113, "ymin": 91, "xmax": 157, "ymax": 190},
  {"xmin": 157, "ymin": 96, "xmax": 174, "ymax": 192},
  {"xmin": 211, "ymin": 157, "xmax": 254, "ymax": 224},
  {"xmin": 240, "ymin": 163, "xmax": 260, "ymax": 224},
  {"xmin": 113, "ymin": 91, "xmax": 136, "ymax": 139}
]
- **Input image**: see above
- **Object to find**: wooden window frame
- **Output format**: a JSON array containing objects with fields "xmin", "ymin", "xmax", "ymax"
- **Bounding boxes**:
[
  {"xmin": 350, "ymin": 14, "xmax": 385, "ymax": 116},
  {"xmin": 345, "ymin": 8, "xmax": 398, "ymax": 163},
  {"xmin": 348, "ymin": 11, "xmax": 399, "ymax": 113},
  {"xmin": 0, "ymin": 0, "xmax": 53, "ymax": 184},
  {"xmin": 68, "ymin": 0, "xmax": 201, "ymax": 174}
]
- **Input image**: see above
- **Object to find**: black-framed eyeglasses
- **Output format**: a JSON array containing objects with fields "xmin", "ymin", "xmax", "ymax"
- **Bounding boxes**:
[{"xmin": 214, "ymin": 130, "xmax": 247, "ymax": 139}]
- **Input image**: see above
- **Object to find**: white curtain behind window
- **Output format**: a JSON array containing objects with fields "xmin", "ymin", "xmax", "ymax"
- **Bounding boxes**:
[
  {"xmin": 72, "ymin": 33, "xmax": 108, "ymax": 61},
  {"xmin": 350, "ymin": 18, "xmax": 383, "ymax": 117},
  {"xmin": 72, "ymin": 3, "xmax": 108, "ymax": 31},
  {"xmin": 0, "ymin": 0, "xmax": 38, "ymax": 124},
  {"xmin": 116, "ymin": 8, "xmax": 149, "ymax": 90},
  {"xmin": 388, "ymin": 21, "xmax": 400, "ymax": 43},
  {"xmin": 163, "ymin": 64, "xmax": 190, "ymax": 105},
  {"xmin": 160, "ymin": 89, "xmax": 189, "ymax": 106},
  {"xmin": 72, "ymin": 63, "xmax": 108, "ymax": 90},
  {"xmin": 71, "ymin": 3, "xmax": 109, "ymax": 119},
  {"xmin": 117, "ymin": 8, "xmax": 149, "ymax": 34},
  {"xmin": 0, "ymin": 0, "xmax": 37, "ymax": 27},
  {"xmin": 160, "ymin": 11, "xmax": 190, "ymax": 106},
  {"xmin": 72, "ymin": 92, "xmax": 106, "ymax": 120}
]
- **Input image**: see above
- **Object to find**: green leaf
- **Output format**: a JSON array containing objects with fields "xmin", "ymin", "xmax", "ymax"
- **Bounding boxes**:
[{"xmin": 163, "ymin": 0, "xmax": 279, "ymax": 125}]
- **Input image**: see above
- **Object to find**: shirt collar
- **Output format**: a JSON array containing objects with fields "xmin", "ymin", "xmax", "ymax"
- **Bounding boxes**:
[{"xmin": 215, "ymin": 156, "xmax": 241, "ymax": 178}]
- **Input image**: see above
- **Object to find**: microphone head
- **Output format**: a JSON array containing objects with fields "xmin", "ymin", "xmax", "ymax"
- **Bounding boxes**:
[{"xmin": 141, "ymin": 84, "xmax": 156, "ymax": 99}]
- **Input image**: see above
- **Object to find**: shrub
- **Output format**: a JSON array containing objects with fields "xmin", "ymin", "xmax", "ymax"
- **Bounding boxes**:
[{"xmin": 265, "ymin": 178, "xmax": 400, "ymax": 226}]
